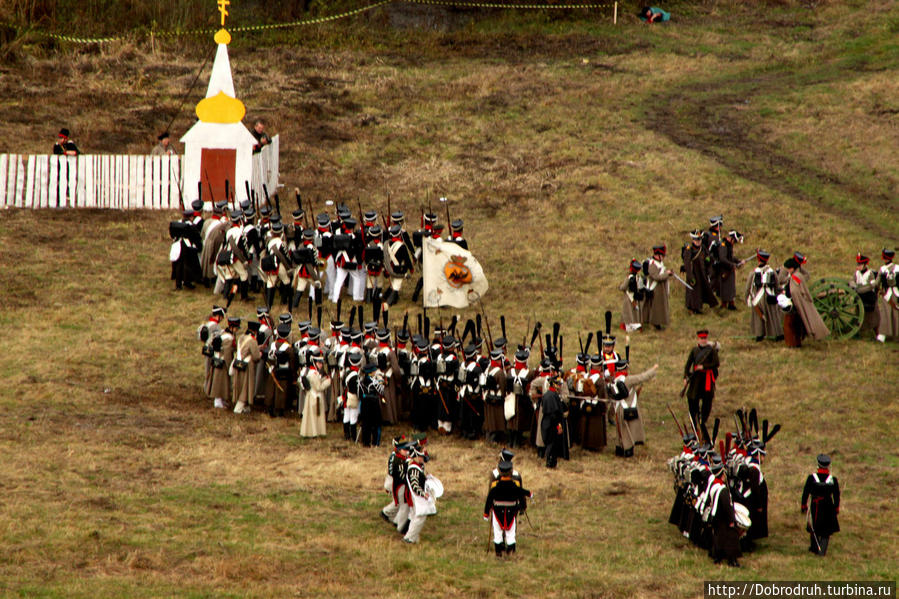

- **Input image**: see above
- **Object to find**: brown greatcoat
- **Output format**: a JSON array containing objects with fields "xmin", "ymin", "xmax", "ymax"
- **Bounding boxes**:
[
  {"xmin": 267, "ymin": 339, "xmax": 297, "ymax": 412},
  {"xmin": 716, "ymin": 239, "xmax": 740, "ymax": 303},
  {"xmin": 682, "ymin": 242, "xmax": 718, "ymax": 312},
  {"xmin": 376, "ymin": 346, "xmax": 401, "ymax": 425},
  {"xmin": 577, "ymin": 372, "xmax": 607, "ymax": 450},
  {"xmin": 200, "ymin": 217, "xmax": 226, "ymax": 280},
  {"xmin": 744, "ymin": 265, "xmax": 783, "ymax": 338},
  {"xmin": 198, "ymin": 318, "xmax": 222, "ymax": 398},
  {"xmin": 231, "ymin": 332, "xmax": 261, "ymax": 409},
  {"xmin": 208, "ymin": 330, "xmax": 235, "ymax": 401},
  {"xmin": 646, "ymin": 258, "xmax": 673, "ymax": 327},
  {"xmin": 787, "ymin": 270, "xmax": 829, "ymax": 341},
  {"xmin": 612, "ymin": 364, "xmax": 658, "ymax": 451}
]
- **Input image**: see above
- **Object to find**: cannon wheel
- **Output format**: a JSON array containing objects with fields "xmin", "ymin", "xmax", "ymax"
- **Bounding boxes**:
[{"xmin": 809, "ymin": 277, "xmax": 864, "ymax": 340}]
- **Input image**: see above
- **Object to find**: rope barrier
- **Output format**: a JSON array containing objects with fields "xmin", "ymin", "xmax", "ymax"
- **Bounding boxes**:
[{"xmin": 3, "ymin": 0, "xmax": 616, "ymax": 45}]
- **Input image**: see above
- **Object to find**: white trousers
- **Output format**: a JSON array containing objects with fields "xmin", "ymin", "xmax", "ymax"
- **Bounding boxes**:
[
  {"xmin": 395, "ymin": 502, "xmax": 410, "ymax": 531},
  {"xmin": 492, "ymin": 512, "xmax": 517, "ymax": 545},
  {"xmin": 330, "ymin": 266, "xmax": 366, "ymax": 303},
  {"xmin": 323, "ymin": 257, "xmax": 336, "ymax": 296},
  {"xmin": 404, "ymin": 508, "xmax": 427, "ymax": 543},
  {"xmin": 343, "ymin": 406, "xmax": 359, "ymax": 425},
  {"xmin": 382, "ymin": 498, "xmax": 400, "ymax": 521}
]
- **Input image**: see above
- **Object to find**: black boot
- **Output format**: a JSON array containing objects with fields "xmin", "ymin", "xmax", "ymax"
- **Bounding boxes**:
[
  {"xmin": 291, "ymin": 291, "xmax": 304, "ymax": 313},
  {"xmin": 506, "ymin": 543, "xmax": 516, "ymax": 555},
  {"xmin": 265, "ymin": 287, "xmax": 275, "ymax": 310},
  {"xmin": 755, "ymin": 336, "xmax": 765, "ymax": 342},
  {"xmin": 343, "ymin": 423, "xmax": 351, "ymax": 440},
  {"xmin": 240, "ymin": 280, "xmax": 249, "ymax": 301},
  {"xmin": 494, "ymin": 542, "xmax": 505, "ymax": 557},
  {"xmin": 350, "ymin": 424, "xmax": 357, "ymax": 442},
  {"xmin": 818, "ymin": 536, "xmax": 828, "ymax": 556},
  {"xmin": 364, "ymin": 288, "xmax": 372, "ymax": 303},
  {"xmin": 411, "ymin": 278, "xmax": 423, "ymax": 302}
]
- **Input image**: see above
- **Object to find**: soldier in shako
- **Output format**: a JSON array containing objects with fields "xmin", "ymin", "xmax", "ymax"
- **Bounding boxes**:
[
  {"xmin": 200, "ymin": 201, "xmax": 228, "ymax": 288},
  {"xmin": 577, "ymin": 353, "xmax": 607, "ymax": 451},
  {"xmin": 383, "ymin": 224, "xmax": 414, "ymax": 306},
  {"xmin": 707, "ymin": 455, "xmax": 741, "ymax": 567},
  {"xmin": 289, "ymin": 228, "xmax": 320, "ymax": 313},
  {"xmin": 170, "ymin": 209, "xmax": 202, "ymax": 290},
  {"xmin": 682, "ymin": 230, "xmax": 719, "ymax": 314},
  {"xmin": 618, "ymin": 259, "xmax": 645, "ymax": 331},
  {"xmin": 410, "ymin": 212, "xmax": 437, "ymax": 302},
  {"xmin": 645, "ymin": 244, "xmax": 674, "ymax": 330},
  {"xmin": 483, "ymin": 348, "xmax": 508, "ymax": 443},
  {"xmin": 198, "ymin": 305, "xmax": 226, "ymax": 401},
  {"xmin": 607, "ymin": 358, "xmax": 658, "ymax": 457},
  {"xmin": 801, "ymin": 454, "xmax": 840, "ymax": 556},
  {"xmin": 506, "ymin": 348, "xmax": 534, "ymax": 448},
  {"xmin": 704, "ymin": 216, "xmax": 724, "ymax": 298},
  {"xmin": 358, "ymin": 363, "xmax": 385, "ymax": 447},
  {"xmin": 777, "ymin": 258, "xmax": 829, "ymax": 347},
  {"xmin": 459, "ymin": 344, "xmax": 485, "ymax": 440},
  {"xmin": 266, "ymin": 323, "xmax": 296, "ymax": 417},
  {"xmin": 231, "ymin": 320, "xmax": 262, "ymax": 414},
  {"xmin": 876, "ymin": 248, "xmax": 899, "ymax": 341},
  {"xmin": 736, "ymin": 440, "xmax": 768, "ymax": 550},
  {"xmin": 448, "ymin": 219, "xmax": 467, "ymax": 249},
  {"xmin": 299, "ymin": 350, "xmax": 330, "ymax": 438},
  {"xmin": 342, "ymin": 351, "xmax": 363, "ymax": 441},
  {"xmin": 330, "ymin": 217, "xmax": 365, "ymax": 304},
  {"xmin": 484, "ymin": 459, "xmax": 532, "ymax": 557},
  {"xmin": 411, "ymin": 337, "xmax": 437, "ymax": 431},
  {"xmin": 363, "ymin": 224, "xmax": 386, "ymax": 305},
  {"xmin": 683, "ymin": 330, "xmax": 719, "ymax": 434},
  {"xmin": 849, "ymin": 253, "xmax": 880, "ymax": 337},
  {"xmin": 744, "ymin": 250, "xmax": 783, "ymax": 341},
  {"xmin": 400, "ymin": 444, "xmax": 431, "ymax": 544},
  {"xmin": 540, "ymin": 374, "xmax": 566, "ymax": 468},
  {"xmin": 717, "ymin": 231, "xmax": 745, "ymax": 311},
  {"xmin": 261, "ymin": 220, "xmax": 292, "ymax": 310},
  {"xmin": 210, "ymin": 316, "xmax": 240, "ymax": 409},
  {"xmin": 382, "ymin": 436, "xmax": 411, "ymax": 524},
  {"xmin": 435, "ymin": 335, "xmax": 459, "ymax": 435}
]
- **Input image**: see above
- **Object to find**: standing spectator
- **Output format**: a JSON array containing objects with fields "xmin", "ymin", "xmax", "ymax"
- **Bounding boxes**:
[
  {"xmin": 151, "ymin": 132, "xmax": 178, "ymax": 156},
  {"xmin": 52, "ymin": 128, "xmax": 80, "ymax": 156},
  {"xmin": 251, "ymin": 119, "xmax": 272, "ymax": 154}
]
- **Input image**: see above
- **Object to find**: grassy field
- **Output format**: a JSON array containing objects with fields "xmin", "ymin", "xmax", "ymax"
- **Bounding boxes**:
[{"xmin": 1, "ymin": 2, "xmax": 898, "ymax": 598}]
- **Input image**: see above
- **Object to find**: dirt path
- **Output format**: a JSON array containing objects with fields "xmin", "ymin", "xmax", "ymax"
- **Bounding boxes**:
[{"xmin": 648, "ymin": 70, "xmax": 897, "ymax": 239}]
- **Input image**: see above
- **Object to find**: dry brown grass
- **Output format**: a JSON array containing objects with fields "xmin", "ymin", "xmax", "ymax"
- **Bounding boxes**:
[{"xmin": 1, "ymin": 3, "xmax": 898, "ymax": 597}]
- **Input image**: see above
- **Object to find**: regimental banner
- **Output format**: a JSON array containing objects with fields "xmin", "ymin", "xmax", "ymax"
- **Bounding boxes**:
[{"xmin": 422, "ymin": 237, "xmax": 488, "ymax": 308}]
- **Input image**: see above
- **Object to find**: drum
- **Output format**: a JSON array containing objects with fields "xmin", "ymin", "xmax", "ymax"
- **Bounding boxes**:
[
  {"xmin": 425, "ymin": 475, "xmax": 444, "ymax": 499},
  {"xmin": 734, "ymin": 502, "xmax": 752, "ymax": 530}
]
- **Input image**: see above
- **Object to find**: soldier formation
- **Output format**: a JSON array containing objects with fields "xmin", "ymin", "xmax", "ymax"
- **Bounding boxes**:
[
  {"xmin": 195, "ymin": 299, "xmax": 665, "ymax": 467},
  {"xmin": 617, "ymin": 214, "xmax": 898, "ymax": 345},
  {"xmin": 170, "ymin": 192, "xmax": 469, "ymax": 318},
  {"xmin": 667, "ymin": 408, "xmax": 779, "ymax": 567},
  {"xmin": 180, "ymin": 207, "xmax": 883, "ymax": 556}
]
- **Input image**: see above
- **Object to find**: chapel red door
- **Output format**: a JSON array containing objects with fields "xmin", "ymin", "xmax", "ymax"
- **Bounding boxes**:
[{"xmin": 200, "ymin": 148, "xmax": 236, "ymax": 205}]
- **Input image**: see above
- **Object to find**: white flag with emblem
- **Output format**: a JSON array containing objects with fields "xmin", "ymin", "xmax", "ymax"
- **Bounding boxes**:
[{"xmin": 421, "ymin": 237, "xmax": 488, "ymax": 308}]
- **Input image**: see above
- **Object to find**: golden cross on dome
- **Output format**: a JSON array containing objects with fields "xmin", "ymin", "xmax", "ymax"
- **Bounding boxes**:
[{"xmin": 217, "ymin": 0, "xmax": 230, "ymax": 27}]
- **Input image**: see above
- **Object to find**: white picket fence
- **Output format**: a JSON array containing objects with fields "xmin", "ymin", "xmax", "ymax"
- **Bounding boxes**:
[{"xmin": 0, "ymin": 137, "xmax": 279, "ymax": 210}]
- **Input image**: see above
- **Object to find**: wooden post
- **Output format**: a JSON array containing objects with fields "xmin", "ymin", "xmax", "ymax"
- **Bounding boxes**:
[{"xmin": 614, "ymin": 2, "xmax": 618, "ymax": 25}]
